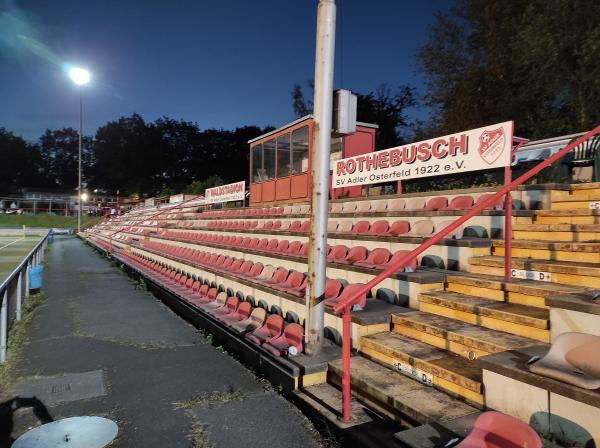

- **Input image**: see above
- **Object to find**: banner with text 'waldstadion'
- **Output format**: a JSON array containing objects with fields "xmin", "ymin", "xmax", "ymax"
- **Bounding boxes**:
[
  {"xmin": 332, "ymin": 121, "xmax": 513, "ymax": 188},
  {"xmin": 205, "ymin": 181, "xmax": 245, "ymax": 204}
]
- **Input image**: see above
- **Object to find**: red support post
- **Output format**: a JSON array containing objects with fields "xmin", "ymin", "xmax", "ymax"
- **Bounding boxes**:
[
  {"xmin": 341, "ymin": 306, "xmax": 352, "ymax": 422},
  {"xmin": 504, "ymin": 165, "xmax": 512, "ymax": 281}
]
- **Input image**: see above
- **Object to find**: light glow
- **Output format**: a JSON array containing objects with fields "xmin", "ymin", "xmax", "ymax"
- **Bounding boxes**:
[
  {"xmin": 81, "ymin": 193, "xmax": 89, "ymax": 201},
  {"xmin": 69, "ymin": 67, "xmax": 90, "ymax": 86}
]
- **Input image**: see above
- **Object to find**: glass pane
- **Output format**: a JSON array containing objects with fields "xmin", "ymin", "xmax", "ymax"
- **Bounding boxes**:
[
  {"xmin": 251, "ymin": 144, "xmax": 263, "ymax": 182},
  {"xmin": 330, "ymin": 137, "xmax": 344, "ymax": 164},
  {"xmin": 276, "ymin": 133, "xmax": 291, "ymax": 177},
  {"xmin": 291, "ymin": 126, "xmax": 309, "ymax": 174},
  {"xmin": 263, "ymin": 138, "xmax": 276, "ymax": 180}
]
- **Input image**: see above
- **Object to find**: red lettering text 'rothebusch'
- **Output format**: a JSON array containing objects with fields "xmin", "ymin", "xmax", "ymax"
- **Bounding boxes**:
[{"xmin": 336, "ymin": 135, "xmax": 468, "ymax": 176}]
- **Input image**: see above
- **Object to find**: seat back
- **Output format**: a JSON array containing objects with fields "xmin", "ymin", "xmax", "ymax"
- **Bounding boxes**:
[
  {"xmin": 448, "ymin": 195, "xmax": 474, "ymax": 210},
  {"xmin": 386, "ymin": 250, "xmax": 417, "ymax": 271},
  {"xmin": 410, "ymin": 220, "xmax": 434, "ymax": 236},
  {"xmin": 265, "ymin": 314, "xmax": 284, "ymax": 337},
  {"xmin": 369, "ymin": 220, "xmax": 390, "ymax": 235},
  {"xmin": 257, "ymin": 264, "xmax": 275, "ymax": 280},
  {"xmin": 365, "ymin": 248, "xmax": 392, "ymax": 266},
  {"xmin": 324, "ymin": 279, "xmax": 343, "ymax": 299},
  {"xmin": 330, "ymin": 203, "xmax": 344, "ymax": 213},
  {"xmin": 276, "ymin": 240, "xmax": 289, "ymax": 253},
  {"xmin": 337, "ymin": 221, "xmax": 353, "ymax": 233},
  {"xmin": 389, "ymin": 220, "xmax": 410, "ymax": 236},
  {"xmin": 457, "ymin": 411, "xmax": 542, "ymax": 448},
  {"xmin": 351, "ymin": 221, "xmax": 371, "ymax": 234},
  {"xmin": 284, "ymin": 323, "xmax": 305, "ymax": 352},
  {"xmin": 213, "ymin": 291, "xmax": 226, "ymax": 305},
  {"xmin": 247, "ymin": 262, "xmax": 264, "ymax": 277},
  {"xmin": 287, "ymin": 241, "xmax": 302, "ymax": 255},
  {"xmin": 387, "ymin": 198, "xmax": 405, "ymax": 211},
  {"xmin": 327, "ymin": 220, "xmax": 339, "ymax": 232},
  {"xmin": 425, "ymin": 196, "xmax": 448, "ymax": 210},
  {"xmin": 344, "ymin": 246, "xmax": 368, "ymax": 264},
  {"xmin": 405, "ymin": 197, "xmax": 426, "ymax": 210},
  {"xmin": 236, "ymin": 302, "xmax": 253, "ymax": 320},
  {"xmin": 328, "ymin": 245, "xmax": 349, "ymax": 261},
  {"xmin": 249, "ymin": 307, "xmax": 267, "ymax": 326}
]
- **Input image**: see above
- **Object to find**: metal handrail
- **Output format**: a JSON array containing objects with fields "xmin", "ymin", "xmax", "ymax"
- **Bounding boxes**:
[
  {"xmin": 0, "ymin": 230, "xmax": 50, "ymax": 292},
  {"xmin": 1, "ymin": 229, "xmax": 50, "ymax": 362},
  {"xmin": 103, "ymin": 196, "xmax": 207, "ymax": 252},
  {"xmin": 334, "ymin": 124, "xmax": 600, "ymax": 422}
]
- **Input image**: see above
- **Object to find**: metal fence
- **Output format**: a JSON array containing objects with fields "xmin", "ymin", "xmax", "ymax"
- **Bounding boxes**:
[{"xmin": 0, "ymin": 230, "xmax": 50, "ymax": 362}]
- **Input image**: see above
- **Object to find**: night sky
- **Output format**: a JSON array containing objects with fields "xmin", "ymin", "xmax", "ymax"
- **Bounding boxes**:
[{"xmin": 0, "ymin": 0, "xmax": 450, "ymax": 141}]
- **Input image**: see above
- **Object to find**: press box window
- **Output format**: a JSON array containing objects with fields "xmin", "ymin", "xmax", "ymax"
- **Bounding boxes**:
[
  {"xmin": 291, "ymin": 126, "xmax": 309, "ymax": 174},
  {"xmin": 276, "ymin": 133, "xmax": 291, "ymax": 177}
]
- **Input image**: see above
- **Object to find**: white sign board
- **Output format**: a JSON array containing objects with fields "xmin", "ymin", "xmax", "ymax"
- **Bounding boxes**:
[
  {"xmin": 333, "ymin": 121, "xmax": 514, "ymax": 188},
  {"xmin": 144, "ymin": 198, "xmax": 155, "ymax": 208},
  {"xmin": 511, "ymin": 269, "xmax": 552, "ymax": 282},
  {"xmin": 392, "ymin": 359, "xmax": 433, "ymax": 386},
  {"xmin": 205, "ymin": 181, "xmax": 245, "ymax": 205}
]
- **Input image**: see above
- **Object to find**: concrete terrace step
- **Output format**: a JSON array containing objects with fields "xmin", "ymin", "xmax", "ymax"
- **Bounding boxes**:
[
  {"xmin": 493, "ymin": 239, "xmax": 600, "ymax": 263},
  {"xmin": 512, "ymin": 223, "xmax": 600, "ymax": 242},
  {"xmin": 391, "ymin": 311, "xmax": 542, "ymax": 359},
  {"xmin": 469, "ymin": 255, "xmax": 600, "ymax": 288},
  {"xmin": 418, "ymin": 290, "xmax": 549, "ymax": 342},
  {"xmin": 534, "ymin": 209, "xmax": 600, "ymax": 225},
  {"xmin": 328, "ymin": 356, "xmax": 479, "ymax": 425},
  {"xmin": 443, "ymin": 271, "xmax": 583, "ymax": 308},
  {"xmin": 360, "ymin": 332, "xmax": 484, "ymax": 405}
]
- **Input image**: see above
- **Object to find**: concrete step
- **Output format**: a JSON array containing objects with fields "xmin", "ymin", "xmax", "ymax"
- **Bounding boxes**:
[
  {"xmin": 512, "ymin": 223, "xmax": 600, "ymax": 242},
  {"xmin": 469, "ymin": 255, "xmax": 600, "ymax": 288},
  {"xmin": 550, "ymin": 192, "xmax": 600, "ymax": 210},
  {"xmin": 391, "ymin": 311, "xmax": 542, "ymax": 359},
  {"xmin": 535, "ymin": 209, "xmax": 600, "ymax": 225},
  {"xmin": 418, "ymin": 290, "xmax": 549, "ymax": 342},
  {"xmin": 360, "ymin": 332, "xmax": 484, "ymax": 405},
  {"xmin": 493, "ymin": 239, "xmax": 600, "ymax": 263},
  {"xmin": 443, "ymin": 271, "xmax": 583, "ymax": 308},
  {"xmin": 328, "ymin": 356, "xmax": 478, "ymax": 425}
]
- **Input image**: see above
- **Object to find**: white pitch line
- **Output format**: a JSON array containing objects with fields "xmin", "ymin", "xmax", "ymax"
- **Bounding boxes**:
[{"xmin": 0, "ymin": 235, "xmax": 26, "ymax": 251}]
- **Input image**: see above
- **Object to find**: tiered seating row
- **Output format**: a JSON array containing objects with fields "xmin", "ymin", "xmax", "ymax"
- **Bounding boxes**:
[
  {"xmin": 175, "ymin": 218, "xmax": 475, "ymax": 239},
  {"xmin": 138, "ymin": 240, "xmax": 369, "ymax": 310},
  {"xmin": 116, "ymin": 249, "xmax": 306, "ymax": 357},
  {"xmin": 151, "ymin": 231, "xmax": 419, "ymax": 272}
]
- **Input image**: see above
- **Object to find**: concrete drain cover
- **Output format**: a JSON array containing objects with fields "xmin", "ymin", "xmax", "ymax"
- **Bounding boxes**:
[
  {"xmin": 13, "ymin": 416, "xmax": 118, "ymax": 447},
  {"xmin": 13, "ymin": 370, "xmax": 107, "ymax": 406}
]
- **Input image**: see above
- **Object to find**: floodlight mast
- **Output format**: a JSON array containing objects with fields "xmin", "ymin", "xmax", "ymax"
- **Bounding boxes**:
[
  {"xmin": 68, "ymin": 67, "xmax": 90, "ymax": 233},
  {"xmin": 306, "ymin": 0, "xmax": 336, "ymax": 355}
]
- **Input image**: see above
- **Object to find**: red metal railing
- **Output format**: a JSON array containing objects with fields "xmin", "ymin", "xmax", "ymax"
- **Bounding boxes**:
[{"xmin": 334, "ymin": 125, "xmax": 600, "ymax": 422}]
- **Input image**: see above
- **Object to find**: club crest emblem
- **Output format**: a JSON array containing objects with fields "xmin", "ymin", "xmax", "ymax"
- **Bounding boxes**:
[{"xmin": 478, "ymin": 128, "xmax": 506, "ymax": 165}]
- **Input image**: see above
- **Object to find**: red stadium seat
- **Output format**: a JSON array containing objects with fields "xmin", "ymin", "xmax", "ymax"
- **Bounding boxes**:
[
  {"xmin": 286, "ymin": 241, "xmax": 302, "ymax": 255},
  {"xmin": 259, "ymin": 267, "xmax": 289, "ymax": 286},
  {"xmin": 350, "ymin": 220, "xmax": 371, "ymax": 234},
  {"xmin": 381, "ymin": 250, "xmax": 417, "ymax": 271},
  {"xmin": 266, "ymin": 239, "xmax": 279, "ymax": 252},
  {"xmin": 219, "ymin": 301, "xmax": 253, "ymax": 326},
  {"xmin": 299, "ymin": 221, "xmax": 310, "ymax": 232},
  {"xmin": 336, "ymin": 246, "xmax": 368, "ymax": 265},
  {"xmin": 275, "ymin": 240, "xmax": 289, "ymax": 253},
  {"xmin": 208, "ymin": 296, "xmax": 239, "ymax": 317},
  {"xmin": 354, "ymin": 248, "xmax": 392, "ymax": 269},
  {"xmin": 455, "ymin": 411, "xmax": 541, "ymax": 448},
  {"xmin": 245, "ymin": 314, "xmax": 284, "ymax": 345},
  {"xmin": 325, "ymin": 283, "xmax": 367, "ymax": 310},
  {"xmin": 474, "ymin": 193, "xmax": 505, "ymax": 210},
  {"xmin": 368, "ymin": 220, "xmax": 390, "ymax": 235},
  {"xmin": 288, "ymin": 220, "xmax": 302, "ymax": 231},
  {"xmin": 324, "ymin": 279, "xmax": 343, "ymax": 300},
  {"xmin": 263, "ymin": 323, "xmax": 304, "ymax": 357},
  {"xmin": 273, "ymin": 271, "xmax": 305, "ymax": 293},
  {"xmin": 327, "ymin": 245, "xmax": 349, "ymax": 262},
  {"xmin": 445, "ymin": 195, "xmax": 474, "ymax": 210},
  {"xmin": 425, "ymin": 196, "xmax": 448, "ymax": 210}
]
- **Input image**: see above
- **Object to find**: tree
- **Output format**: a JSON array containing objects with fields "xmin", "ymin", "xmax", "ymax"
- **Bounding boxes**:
[
  {"xmin": 39, "ymin": 128, "xmax": 93, "ymax": 190},
  {"xmin": 0, "ymin": 128, "xmax": 48, "ymax": 193},
  {"xmin": 418, "ymin": 0, "xmax": 600, "ymax": 138},
  {"xmin": 291, "ymin": 82, "xmax": 416, "ymax": 149}
]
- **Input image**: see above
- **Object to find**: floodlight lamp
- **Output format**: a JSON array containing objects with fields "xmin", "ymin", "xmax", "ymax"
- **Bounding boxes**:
[
  {"xmin": 81, "ymin": 193, "xmax": 89, "ymax": 201},
  {"xmin": 69, "ymin": 67, "xmax": 90, "ymax": 86}
]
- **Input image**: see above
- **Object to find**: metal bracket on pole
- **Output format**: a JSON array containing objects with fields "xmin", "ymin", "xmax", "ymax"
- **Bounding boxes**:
[{"xmin": 306, "ymin": 0, "xmax": 336, "ymax": 356}]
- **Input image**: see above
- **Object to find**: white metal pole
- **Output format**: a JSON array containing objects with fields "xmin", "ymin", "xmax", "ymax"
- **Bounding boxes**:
[
  {"xmin": 78, "ymin": 87, "xmax": 83, "ymax": 234},
  {"xmin": 306, "ymin": 0, "xmax": 336, "ymax": 355},
  {"xmin": 0, "ymin": 290, "xmax": 7, "ymax": 363},
  {"xmin": 25, "ymin": 261, "xmax": 30, "ymax": 298},
  {"xmin": 16, "ymin": 272, "xmax": 22, "ymax": 321}
]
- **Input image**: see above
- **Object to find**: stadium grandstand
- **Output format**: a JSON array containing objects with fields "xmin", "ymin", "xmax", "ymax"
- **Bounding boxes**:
[{"xmin": 81, "ymin": 115, "xmax": 600, "ymax": 447}]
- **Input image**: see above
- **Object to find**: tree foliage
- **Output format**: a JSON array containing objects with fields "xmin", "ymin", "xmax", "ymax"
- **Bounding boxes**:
[
  {"xmin": 418, "ymin": 0, "xmax": 600, "ymax": 138},
  {"xmin": 291, "ymin": 82, "xmax": 416, "ymax": 149},
  {"xmin": 0, "ymin": 128, "xmax": 48, "ymax": 194}
]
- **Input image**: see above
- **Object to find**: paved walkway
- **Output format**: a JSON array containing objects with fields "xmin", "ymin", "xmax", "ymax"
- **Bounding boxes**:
[{"xmin": 3, "ymin": 236, "xmax": 323, "ymax": 447}]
